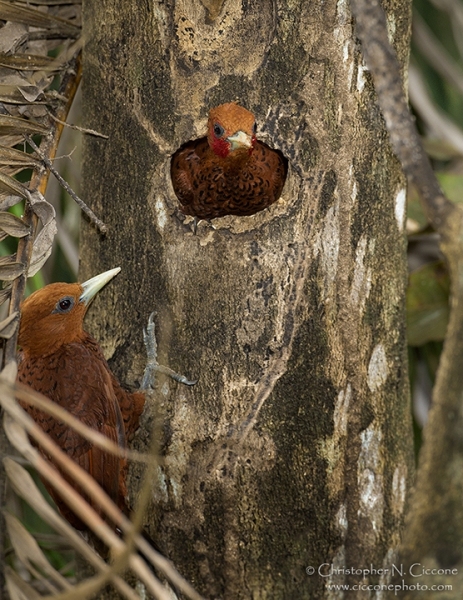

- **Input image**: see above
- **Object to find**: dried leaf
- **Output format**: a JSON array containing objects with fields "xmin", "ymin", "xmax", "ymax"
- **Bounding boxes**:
[
  {"xmin": 0, "ymin": 171, "xmax": 29, "ymax": 199},
  {"xmin": 0, "ymin": 84, "xmax": 47, "ymax": 105},
  {"xmin": 0, "ymin": 113, "xmax": 48, "ymax": 136},
  {"xmin": 28, "ymin": 226, "xmax": 56, "ymax": 276},
  {"xmin": 0, "ymin": 285, "xmax": 12, "ymax": 306},
  {"xmin": 0, "ymin": 261, "xmax": 25, "ymax": 280},
  {"xmin": 3, "ymin": 391, "xmax": 127, "ymax": 540},
  {"xmin": 0, "ymin": 1, "xmax": 80, "ymax": 36},
  {"xmin": 17, "ymin": 85, "xmax": 48, "ymax": 103},
  {"xmin": 28, "ymin": 191, "xmax": 57, "ymax": 277},
  {"xmin": 3, "ymin": 457, "xmax": 73, "ymax": 539},
  {"xmin": 0, "ymin": 212, "xmax": 30, "ymax": 237},
  {"xmin": 1, "ymin": 360, "xmax": 17, "ymax": 383},
  {"xmin": 0, "ymin": 254, "xmax": 17, "ymax": 264},
  {"xmin": 0, "ymin": 165, "xmax": 26, "ymax": 178},
  {"xmin": 5, "ymin": 567, "xmax": 42, "ymax": 600},
  {"xmin": 4, "ymin": 512, "xmax": 71, "ymax": 592},
  {"xmin": 0, "ymin": 78, "xmax": 50, "ymax": 104},
  {"xmin": 3, "ymin": 407, "xmax": 122, "ymax": 552},
  {"xmin": 0, "ymin": 134, "xmax": 24, "ymax": 148},
  {"xmin": 2, "ymin": 407, "xmax": 195, "ymax": 600},
  {"xmin": 0, "ymin": 53, "xmax": 58, "ymax": 71},
  {"xmin": 0, "ymin": 311, "xmax": 19, "ymax": 339},
  {"xmin": 3, "ymin": 409, "xmax": 36, "ymax": 467},
  {"xmin": 0, "ymin": 194, "xmax": 24, "ymax": 211},
  {"xmin": 0, "ymin": 145, "xmax": 41, "ymax": 168},
  {"xmin": 21, "ymin": 104, "xmax": 49, "ymax": 121},
  {"xmin": 0, "ymin": 21, "xmax": 27, "ymax": 54},
  {"xmin": 29, "ymin": 189, "xmax": 54, "ymax": 224},
  {"xmin": 3, "ymin": 456, "xmax": 141, "ymax": 600}
]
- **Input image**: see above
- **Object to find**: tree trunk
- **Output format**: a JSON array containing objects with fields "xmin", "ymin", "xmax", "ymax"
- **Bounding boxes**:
[{"xmin": 81, "ymin": 1, "xmax": 413, "ymax": 597}]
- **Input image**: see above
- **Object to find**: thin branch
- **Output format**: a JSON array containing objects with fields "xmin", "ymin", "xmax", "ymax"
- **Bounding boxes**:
[
  {"xmin": 48, "ymin": 111, "xmax": 109, "ymax": 138},
  {"xmin": 25, "ymin": 134, "xmax": 107, "ymax": 234},
  {"xmin": 349, "ymin": 0, "xmax": 454, "ymax": 233}
]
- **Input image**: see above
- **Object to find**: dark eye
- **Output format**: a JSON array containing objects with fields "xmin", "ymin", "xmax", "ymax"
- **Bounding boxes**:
[
  {"xmin": 252, "ymin": 122, "xmax": 257, "ymax": 134},
  {"xmin": 213, "ymin": 123, "xmax": 225, "ymax": 138},
  {"xmin": 53, "ymin": 296, "xmax": 74, "ymax": 314}
]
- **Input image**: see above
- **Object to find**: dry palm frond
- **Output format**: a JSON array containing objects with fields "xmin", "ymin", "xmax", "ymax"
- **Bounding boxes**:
[
  {"xmin": 0, "ymin": 0, "xmax": 108, "ymax": 358},
  {"xmin": 0, "ymin": 4, "xmax": 84, "ymax": 594},
  {"xmin": 0, "ymin": 0, "xmax": 85, "ymax": 366},
  {"xmin": 1, "ymin": 372, "xmax": 204, "ymax": 600}
]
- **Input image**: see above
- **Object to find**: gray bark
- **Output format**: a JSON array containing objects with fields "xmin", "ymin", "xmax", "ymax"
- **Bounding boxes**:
[{"xmin": 81, "ymin": 1, "xmax": 413, "ymax": 598}]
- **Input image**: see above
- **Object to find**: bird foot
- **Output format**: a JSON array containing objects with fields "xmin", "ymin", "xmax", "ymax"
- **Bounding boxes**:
[{"xmin": 141, "ymin": 313, "xmax": 197, "ymax": 390}]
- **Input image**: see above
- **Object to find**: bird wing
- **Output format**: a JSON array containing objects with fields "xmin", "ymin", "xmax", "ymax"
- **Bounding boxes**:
[
  {"xmin": 18, "ymin": 343, "xmax": 126, "ymax": 505},
  {"xmin": 252, "ymin": 141, "xmax": 288, "ymax": 200},
  {"xmin": 57, "ymin": 344, "xmax": 126, "ymax": 506},
  {"xmin": 170, "ymin": 137, "xmax": 210, "ymax": 208},
  {"xmin": 79, "ymin": 333, "xmax": 146, "ymax": 440}
]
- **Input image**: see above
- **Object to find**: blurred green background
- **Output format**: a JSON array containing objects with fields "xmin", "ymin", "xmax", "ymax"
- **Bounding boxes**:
[{"xmin": 407, "ymin": 0, "xmax": 463, "ymax": 434}]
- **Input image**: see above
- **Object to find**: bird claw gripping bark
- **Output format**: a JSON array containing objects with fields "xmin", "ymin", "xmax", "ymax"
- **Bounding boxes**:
[{"xmin": 141, "ymin": 312, "xmax": 197, "ymax": 390}]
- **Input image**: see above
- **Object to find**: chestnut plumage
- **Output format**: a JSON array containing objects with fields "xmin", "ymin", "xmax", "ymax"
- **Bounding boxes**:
[
  {"xmin": 17, "ymin": 268, "xmax": 145, "ymax": 529},
  {"xmin": 171, "ymin": 102, "xmax": 288, "ymax": 220}
]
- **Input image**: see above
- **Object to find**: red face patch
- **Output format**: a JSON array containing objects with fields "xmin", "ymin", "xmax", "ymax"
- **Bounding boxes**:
[{"xmin": 211, "ymin": 135, "xmax": 230, "ymax": 158}]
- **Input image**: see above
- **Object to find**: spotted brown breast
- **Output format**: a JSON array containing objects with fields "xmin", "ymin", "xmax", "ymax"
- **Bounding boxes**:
[{"xmin": 171, "ymin": 138, "xmax": 287, "ymax": 220}]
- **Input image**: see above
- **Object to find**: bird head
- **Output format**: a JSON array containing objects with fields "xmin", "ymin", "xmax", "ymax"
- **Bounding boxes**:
[
  {"xmin": 207, "ymin": 102, "xmax": 257, "ymax": 159},
  {"xmin": 18, "ymin": 267, "xmax": 121, "ymax": 357}
]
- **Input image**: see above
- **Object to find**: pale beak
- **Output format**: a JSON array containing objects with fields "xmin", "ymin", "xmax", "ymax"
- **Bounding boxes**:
[
  {"xmin": 227, "ymin": 130, "xmax": 253, "ymax": 151},
  {"xmin": 80, "ymin": 267, "xmax": 121, "ymax": 306}
]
